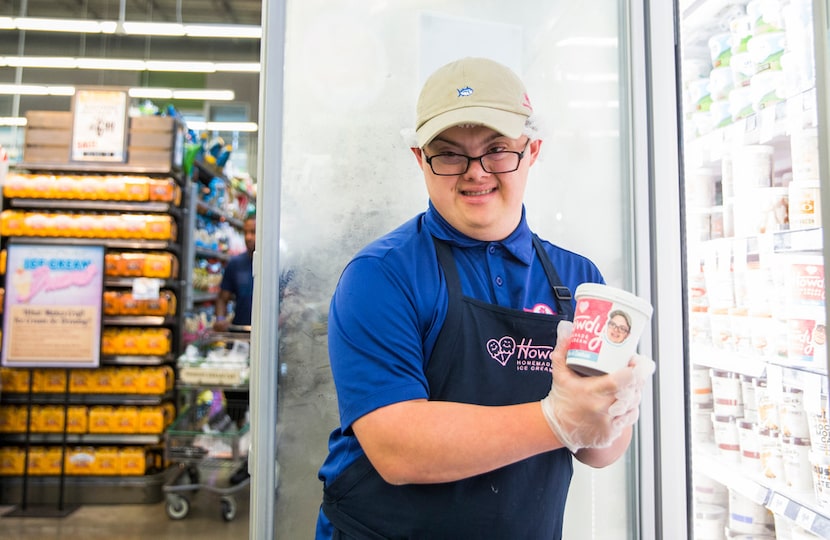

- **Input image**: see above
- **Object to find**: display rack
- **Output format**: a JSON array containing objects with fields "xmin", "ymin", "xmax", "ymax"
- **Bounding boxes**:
[
  {"xmin": 0, "ymin": 110, "xmax": 190, "ymax": 507},
  {"xmin": 183, "ymin": 158, "xmax": 254, "ymax": 346}
]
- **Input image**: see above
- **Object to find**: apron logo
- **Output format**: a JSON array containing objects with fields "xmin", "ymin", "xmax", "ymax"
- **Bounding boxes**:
[
  {"xmin": 486, "ymin": 336, "xmax": 516, "ymax": 366},
  {"xmin": 486, "ymin": 336, "xmax": 555, "ymax": 369}
]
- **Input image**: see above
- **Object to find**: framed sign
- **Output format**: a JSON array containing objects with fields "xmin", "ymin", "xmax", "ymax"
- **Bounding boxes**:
[
  {"xmin": 71, "ymin": 88, "xmax": 129, "ymax": 163},
  {"xmin": 1, "ymin": 244, "xmax": 105, "ymax": 368}
]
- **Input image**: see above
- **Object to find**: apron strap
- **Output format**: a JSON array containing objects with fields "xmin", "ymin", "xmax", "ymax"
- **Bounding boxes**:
[{"xmin": 532, "ymin": 234, "xmax": 574, "ymax": 319}]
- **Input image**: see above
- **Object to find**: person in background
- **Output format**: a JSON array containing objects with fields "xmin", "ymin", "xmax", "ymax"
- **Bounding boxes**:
[
  {"xmin": 316, "ymin": 57, "xmax": 655, "ymax": 539},
  {"xmin": 214, "ymin": 214, "xmax": 256, "ymax": 331}
]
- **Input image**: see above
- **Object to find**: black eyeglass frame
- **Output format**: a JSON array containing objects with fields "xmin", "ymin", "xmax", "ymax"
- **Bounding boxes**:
[{"xmin": 422, "ymin": 139, "xmax": 531, "ymax": 176}]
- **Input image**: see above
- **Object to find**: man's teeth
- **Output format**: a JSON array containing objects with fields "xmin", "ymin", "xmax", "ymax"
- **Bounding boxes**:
[{"xmin": 464, "ymin": 188, "xmax": 494, "ymax": 196}]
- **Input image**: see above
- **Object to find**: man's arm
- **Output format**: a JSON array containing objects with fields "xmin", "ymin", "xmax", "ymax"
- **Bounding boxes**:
[{"xmin": 214, "ymin": 289, "xmax": 234, "ymax": 331}]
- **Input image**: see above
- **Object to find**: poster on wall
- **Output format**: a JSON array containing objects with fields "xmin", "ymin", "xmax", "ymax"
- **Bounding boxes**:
[
  {"xmin": 71, "ymin": 88, "xmax": 129, "ymax": 163},
  {"xmin": 1, "ymin": 243, "xmax": 105, "ymax": 368}
]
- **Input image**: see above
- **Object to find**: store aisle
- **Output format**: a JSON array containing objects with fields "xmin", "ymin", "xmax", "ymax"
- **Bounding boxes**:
[{"xmin": 1, "ymin": 493, "xmax": 249, "ymax": 540}]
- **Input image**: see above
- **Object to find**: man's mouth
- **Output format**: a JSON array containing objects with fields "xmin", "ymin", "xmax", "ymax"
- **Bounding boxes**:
[{"xmin": 461, "ymin": 187, "xmax": 496, "ymax": 196}]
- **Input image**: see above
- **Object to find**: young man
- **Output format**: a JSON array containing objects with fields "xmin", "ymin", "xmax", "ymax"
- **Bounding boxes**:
[
  {"xmin": 214, "ymin": 215, "xmax": 256, "ymax": 331},
  {"xmin": 316, "ymin": 57, "xmax": 654, "ymax": 539}
]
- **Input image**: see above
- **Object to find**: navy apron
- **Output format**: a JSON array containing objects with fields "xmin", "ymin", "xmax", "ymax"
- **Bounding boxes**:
[{"xmin": 322, "ymin": 235, "xmax": 575, "ymax": 540}]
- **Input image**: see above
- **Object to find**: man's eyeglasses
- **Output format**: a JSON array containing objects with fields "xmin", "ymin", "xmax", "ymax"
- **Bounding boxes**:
[
  {"xmin": 422, "ymin": 140, "xmax": 530, "ymax": 176},
  {"xmin": 607, "ymin": 320, "xmax": 630, "ymax": 335}
]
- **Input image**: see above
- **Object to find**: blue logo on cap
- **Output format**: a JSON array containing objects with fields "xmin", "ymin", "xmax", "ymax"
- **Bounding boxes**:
[{"xmin": 457, "ymin": 86, "xmax": 473, "ymax": 97}]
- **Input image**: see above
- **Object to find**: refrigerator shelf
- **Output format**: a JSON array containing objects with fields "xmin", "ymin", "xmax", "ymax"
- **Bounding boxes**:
[
  {"xmin": 689, "ymin": 344, "xmax": 827, "ymax": 378},
  {"xmin": 685, "ymin": 87, "xmax": 818, "ymax": 167},
  {"xmin": 695, "ymin": 449, "xmax": 830, "ymax": 539}
]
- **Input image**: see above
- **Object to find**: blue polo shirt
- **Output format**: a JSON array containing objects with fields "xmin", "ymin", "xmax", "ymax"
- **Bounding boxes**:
[
  {"xmin": 220, "ymin": 251, "xmax": 254, "ymax": 326},
  {"xmin": 316, "ymin": 202, "xmax": 603, "ymax": 537}
]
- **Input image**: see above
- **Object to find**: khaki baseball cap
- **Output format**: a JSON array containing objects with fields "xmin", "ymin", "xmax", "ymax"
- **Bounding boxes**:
[{"xmin": 415, "ymin": 57, "xmax": 533, "ymax": 147}]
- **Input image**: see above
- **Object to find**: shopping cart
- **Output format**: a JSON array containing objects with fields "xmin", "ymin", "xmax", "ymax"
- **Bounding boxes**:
[{"xmin": 163, "ymin": 330, "xmax": 251, "ymax": 522}]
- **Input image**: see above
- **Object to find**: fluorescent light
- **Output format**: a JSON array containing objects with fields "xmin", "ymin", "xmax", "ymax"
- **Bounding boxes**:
[
  {"xmin": 121, "ymin": 22, "xmax": 185, "ymax": 36},
  {"xmin": 214, "ymin": 62, "xmax": 261, "ymax": 73},
  {"xmin": 172, "ymin": 90, "xmax": 234, "ymax": 101},
  {"xmin": 185, "ymin": 24, "xmax": 261, "ymax": 39},
  {"xmin": 145, "ymin": 60, "xmax": 216, "ymax": 72},
  {"xmin": 0, "ymin": 117, "xmax": 27, "ymax": 127},
  {"xmin": 186, "ymin": 121, "xmax": 258, "ymax": 132},
  {"xmin": 129, "ymin": 88, "xmax": 174, "ymax": 99},
  {"xmin": 76, "ymin": 58, "xmax": 146, "ymax": 70},
  {"xmin": 0, "ymin": 84, "xmax": 74, "ymax": 96},
  {"xmin": 1, "ymin": 56, "xmax": 260, "ymax": 73},
  {"xmin": 15, "ymin": 17, "xmax": 112, "ymax": 33},
  {"xmin": 3, "ymin": 17, "xmax": 260, "ymax": 39},
  {"xmin": 3, "ymin": 56, "xmax": 73, "ymax": 68}
]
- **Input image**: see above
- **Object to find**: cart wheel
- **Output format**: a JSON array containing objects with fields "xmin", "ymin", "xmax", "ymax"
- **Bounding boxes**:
[
  {"xmin": 166, "ymin": 494, "xmax": 190, "ymax": 520},
  {"xmin": 221, "ymin": 496, "xmax": 237, "ymax": 522}
]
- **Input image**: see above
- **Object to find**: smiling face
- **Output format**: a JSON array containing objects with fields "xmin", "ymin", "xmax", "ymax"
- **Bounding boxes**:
[
  {"xmin": 606, "ymin": 313, "xmax": 631, "ymax": 344},
  {"xmin": 412, "ymin": 125, "xmax": 541, "ymax": 241}
]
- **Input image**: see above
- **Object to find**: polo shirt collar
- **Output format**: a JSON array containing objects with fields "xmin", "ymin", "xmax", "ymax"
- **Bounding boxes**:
[{"xmin": 423, "ymin": 201, "xmax": 534, "ymax": 265}]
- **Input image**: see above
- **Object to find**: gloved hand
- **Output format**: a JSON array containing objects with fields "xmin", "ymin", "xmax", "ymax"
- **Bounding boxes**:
[
  {"xmin": 540, "ymin": 321, "xmax": 651, "ymax": 452},
  {"xmin": 607, "ymin": 354, "xmax": 656, "ymax": 429}
]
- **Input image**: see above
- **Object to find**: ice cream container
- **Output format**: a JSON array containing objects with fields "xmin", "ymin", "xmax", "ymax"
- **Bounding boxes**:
[
  {"xmin": 694, "ymin": 503, "xmax": 728, "ymax": 539},
  {"xmin": 741, "ymin": 374, "xmax": 759, "ymax": 422},
  {"xmin": 730, "ymin": 14, "xmax": 753, "ymax": 54},
  {"xmin": 710, "ymin": 66, "xmax": 735, "ymax": 100},
  {"xmin": 758, "ymin": 425, "xmax": 784, "ymax": 481},
  {"xmin": 749, "ymin": 311, "xmax": 776, "ymax": 358},
  {"xmin": 692, "ymin": 402, "xmax": 715, "ymax": 444},
  {"xmin": 729, "ymin": 86, "xmax": 755, "ymax": 120},
  {"xmin": 694, "ymin": 472, "xmax": 728, "ymax": 505},
  {"xmin": 748, "ymin": 32, "xmax": 787, "ymax": 70},
  {"xmin": 805, "ymin": 395, "xmax": 830, "ymax": 455},
  {"xmin": 713, "ymin": 413, "xmax": 741, "ymax": 462},
  {"xmin": 690, "ymin": 306, "xmax": 713, "ymax": 346},
  {"xmin": 784, "ymin": 255, "xmax": 825, "ymax": 307},
  {"xmin": 687, "ymin": 167, "xmax": 718, "ymax": 207},
  {"xmin": 692, "ymin": 365, "xmax": 714, "ymax": 406},
  {"xmin": 788, "ymin": 181, "xmax": 821, "ymax": 229},
  {"xmin": 781, "ymin": 434, "xmax": 813, "ymax": 490},
  {"xmin": 755, "ymin": 377, "xmax": 780, "ymax": 430},
  {"xmin": 710, "ymin": 99, "xmax": 732, "ymax": 129},
  {"xmin": 750, "ymin": 69, "xmax": 786, "ymax": 111},
  {"xmin": 747, "ymin": 0, "xmax": 785, "ymax": 35},
  {"xmin": 688, "ymin": 77, "xmax": 713, "ymax": 113},
  {"xmin": 791, "ymin": 128, "xmax": 820, "ymax": 183},
  {"xmin": 730, "ymin": 51, "xmax": 757, "ymax": 87},
  {"xmin": 565, "ymin": 283, "xmax": 653, "ymax": 376},
  {"xmin": 737, "ymin": 419, "xmax": 762, "ymax": 473},
  {"xmin": 712, "ymin": 369, "xmax": 744, "ymax": 417},
  {"xmin": 809, "ymin": 450, "xmax": 830, "ymax": 510},
  {"xmin": 710, "ymin": 308, "xmax": 734, "ymax": 350},
  {"xmin": 728, "ymin": 489, "xmax": 775, "ymax": 535},
  {"xmin": 786, "ymin": 309, "xmax": 825, "ymax": 365},
  {"xmin": 709, "ymin": 32, "xmax": 734, "ymax": 67},
  {"xmin": 732, "ymin": 145, "xmax": 774, "ymax": 194},
  {"xmin": 780, "ymin": 386, "xmax": 810, "ymax": 438}
]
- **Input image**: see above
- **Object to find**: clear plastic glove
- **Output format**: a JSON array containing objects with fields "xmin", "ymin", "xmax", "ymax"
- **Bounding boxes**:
[
  {"xmin": 607, "ymin": 354, "xmax": 656, "ymax": 428},
  {"xmin": 540, "ymin": 320, "xmax": 638, "ymax": 452}
]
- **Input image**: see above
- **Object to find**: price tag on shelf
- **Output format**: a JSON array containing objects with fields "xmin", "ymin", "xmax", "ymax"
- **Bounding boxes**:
[
  {"xmin": 132, "ymin": 277, "xmax": 161, "ymax": 300},
  {"xmin": 795, "ymin": 506, "xmax": 817, "ymax": 531},
  {"xmin": 759, "ymin": 106, "xmax": 776, "ymax": 143},
  {"xmin": 767, "ymin": 493, "xmax": 789, "ymax": 515}
]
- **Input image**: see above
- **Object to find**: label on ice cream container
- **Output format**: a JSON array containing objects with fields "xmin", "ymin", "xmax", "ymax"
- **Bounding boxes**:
[{"xmin": 565, "ymin": 283, "xmax": 653, "ymax": 376}]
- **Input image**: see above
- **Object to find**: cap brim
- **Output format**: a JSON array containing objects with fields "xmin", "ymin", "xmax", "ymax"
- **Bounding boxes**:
[{"xmin": 415, "ymin": 106, "xmax": 528, "ymax": 147}]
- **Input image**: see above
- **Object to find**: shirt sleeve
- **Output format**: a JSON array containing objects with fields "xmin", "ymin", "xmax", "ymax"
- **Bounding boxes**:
[{"xmin": 328, "ymin": 254, "xmax": 431, "ymax": 432}]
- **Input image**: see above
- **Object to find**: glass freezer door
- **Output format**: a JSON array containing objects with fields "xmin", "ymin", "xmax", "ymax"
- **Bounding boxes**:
[
  {"xmin": 264, "ymin": 1, "xmax": 645, "ymax": 539},
  {"xmin": 676, "ymin": 0, "xmax": 830, "ymax": 538}
]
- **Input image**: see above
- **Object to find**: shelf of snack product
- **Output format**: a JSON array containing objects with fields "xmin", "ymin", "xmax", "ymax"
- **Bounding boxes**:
[{"xmin": 0, "ymin": 110, "xmax": 190, "ymax": 505}]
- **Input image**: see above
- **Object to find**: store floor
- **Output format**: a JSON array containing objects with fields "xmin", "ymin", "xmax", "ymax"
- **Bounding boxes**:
[{"xmin": 0, "ymin": 313, "xmax": 338, "ymax": 540}]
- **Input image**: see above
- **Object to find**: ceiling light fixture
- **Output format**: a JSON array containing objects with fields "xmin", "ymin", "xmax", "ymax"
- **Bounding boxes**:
[
  {"xmin": 0, "ymin": 84, "xmax": 234, "ymax": 101},
  {"xmin": 0, "ymin": 17, "xmax": 260, "ymax": 39},
  {"xmin": 0, "ymin": 56, "xmax": 261, "ymax": 73}
]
